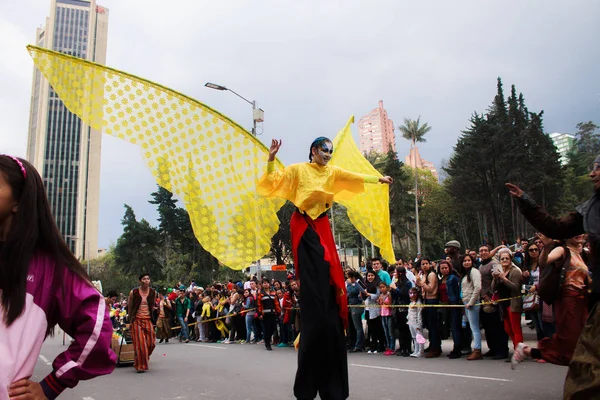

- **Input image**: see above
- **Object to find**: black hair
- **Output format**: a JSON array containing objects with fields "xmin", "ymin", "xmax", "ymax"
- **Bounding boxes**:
[
  {"xmin": 0, "ymin": 156, "xmax": 91, "ymax": 327},
  {"xmin": 370, "ymin": 257, "xmax": 382, "ymax": 263},
  {"xmin": 459, "ymin": 254, "xmax": 475, "ymax": 283},
  {"xmin": 408, "ymin": 286, "xmax": 422, "ymax": 301},
  {"xmin": 261, "ymin": 278, "xmax": 270, "ymax": 285},
  {"xmin": 523, "ymin": 242, "xmax": 540, "ymax": 273},
  {"xmin": 308, "ymin": 137, "xmax": 331, "ymax": 162},
  {"xmin": 107, "ymin": 290, "xmax": 118, "ymax": 298},
  {"xmin": 479, "ymin": 243, "xmax": 492, "ymax": 252},
  {"xmin": 139, "ymin": 272, "xmax": 150, "ymax": 281},
  {"xmin": 347, "ymin": 270, "xmax": 360, "ymax": 280}
]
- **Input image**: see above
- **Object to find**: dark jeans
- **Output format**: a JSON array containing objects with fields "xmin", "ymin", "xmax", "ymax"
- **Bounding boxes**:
[
  {"xmin": 480, "ymin": 307, "xmax": 509, "ymax": 356},
  {"xmin": 395, "ymin": 310, "xmax": 411, "ymax": 352},
  {"xmin": 423, "ymin": 299, "xmax": 441, "ymax": 350},
  {"xmin": 367, "ymin": 316, "xmax": 385, "ymax": 351},
  {"xmin": 280, "ymin": 320, "xmax": 293, "ymax": 344},
  {"xmin": 261, "ymin": 313, "xmax": 278, "ymax": 346},
  {"xmin": 443, "ymin": 307, "xmax": 462, "ymax": 352},
  {"xmin": 350, "ymin": 310, "xmax": 365, "ymax": 350}
]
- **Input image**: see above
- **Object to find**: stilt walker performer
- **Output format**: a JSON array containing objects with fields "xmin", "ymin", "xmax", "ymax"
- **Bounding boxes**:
[{"xmin": 258, "ymin": 138, "xmax": 393, "ymax": 400}]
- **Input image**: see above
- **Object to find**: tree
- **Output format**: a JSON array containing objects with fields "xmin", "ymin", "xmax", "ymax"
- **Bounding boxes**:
[
  {"xmin": 398, "ymin": 116, "xmax": 432, "ymax": 254},
  {"xmin": 568, "ymin": 121, "xmax": 600, "ymax": 176},
  {"xmin": 382, "ymin": 148, "xmax": 414, "ymax": 256},
  {"xmin": 445, "ymin": 78, "xmax": 569, "ymax": 245},
  {"xmin": 113, "ymin": 205, "xmax": 162, "ymax": 279}
]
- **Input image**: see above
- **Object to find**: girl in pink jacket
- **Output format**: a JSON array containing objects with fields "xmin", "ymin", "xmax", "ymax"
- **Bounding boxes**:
[{"xmin": 0, "ymin": 155, "xmax": 116, "ymax": 399}]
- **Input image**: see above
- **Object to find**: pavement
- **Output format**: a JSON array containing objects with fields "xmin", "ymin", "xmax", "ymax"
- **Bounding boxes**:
[{"xmin": 32, "ymin": 325, "xmax": 566, "ymax": 400}]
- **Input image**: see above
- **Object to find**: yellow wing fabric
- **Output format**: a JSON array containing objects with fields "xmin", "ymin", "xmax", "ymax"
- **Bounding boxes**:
[
  {"xmin": 330, "ymin": 116, "xmax": 395, "ymax": 264},
  {"xmin": 27, "ymin": 45, "xmax": 284, "ymax": 270}
]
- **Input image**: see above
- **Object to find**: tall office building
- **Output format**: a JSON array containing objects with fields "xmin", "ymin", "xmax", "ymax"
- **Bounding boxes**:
[
  {"xmin": 549, "ymin": 132, "xmax": 575, "ymax": 165},
  {"xmin": 405, "ymin": 146, "xmax": 439, "ymax": 182},
  {"xmin": 27, "ymin": 0, "xmax": 109, "ymax": 260},
  {"xmin": 358, "ymin": 100, "xmax": 396, "ymax": 154}
]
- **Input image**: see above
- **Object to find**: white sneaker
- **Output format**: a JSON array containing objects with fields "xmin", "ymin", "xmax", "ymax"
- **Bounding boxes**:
[
  {"xmin": 373, "ymin": 350, "xmax": 378, "ymax": 354},
  {"xmin": 367, "ymin": 350, "xmax": 373, "ymax": 354},
  {"xmin": 511, "ymin": 343, "xmax": 527, "ymax": 370}
]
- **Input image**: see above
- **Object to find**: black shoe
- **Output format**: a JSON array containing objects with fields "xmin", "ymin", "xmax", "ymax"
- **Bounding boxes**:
[
  {"xmin": 266, "ymin": 343, "xmax": 272, "ymax": 351},
  {"xmin": 448, "ymin": 352, "xmax": 462, "ymax": 359},
  {"xmin": 483, "ymin": 350, "xmax": 495, "ymax": 358},
  {"xmin": 349, "ymin": 348, "xmax": 358, "ymax": 353},
  {"xmin": 493, "ymin": 354, "xmax": 509, "ymax": 360},
  {"xmin": 159, "ymin": 338, "xmax": 164, "ymax": 344},
  {"xmin": 165, "ymin": 339, "xmax": 169, "ymax": 343}
]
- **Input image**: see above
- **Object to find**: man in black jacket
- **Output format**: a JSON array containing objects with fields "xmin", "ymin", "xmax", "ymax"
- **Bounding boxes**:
[{"xmin": 506, "ymin": 158, "xmax": 600, "ymax": 399}]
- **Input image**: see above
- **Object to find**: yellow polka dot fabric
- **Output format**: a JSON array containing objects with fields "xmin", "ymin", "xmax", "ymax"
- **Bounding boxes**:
[
  {"xmin": 28, "ymin": 45, "xmax": 284, "ymax": 270},
  {"xmin": 330, "ymin": 117, "xmax": 395, "ymax": 264}
]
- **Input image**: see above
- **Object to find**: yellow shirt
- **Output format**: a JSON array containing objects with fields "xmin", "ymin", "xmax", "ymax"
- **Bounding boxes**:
[
  {"xmin": 257, "ymin": 162, "xmax": 380, "ymax": 220},
  {"xmin": 201, "ymin": 302, "xmax": 211, "ymax": 318}
]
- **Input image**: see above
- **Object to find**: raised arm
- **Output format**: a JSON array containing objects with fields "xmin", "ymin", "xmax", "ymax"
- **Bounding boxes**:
[{"xmin": 506, "ymin": 183, "xmax": 585, "ymax": 239}]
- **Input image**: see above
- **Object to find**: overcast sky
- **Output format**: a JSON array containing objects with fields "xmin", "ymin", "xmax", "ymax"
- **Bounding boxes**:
[{"xmin": 1, "ymin": 0, "xmax": 599, "ymax": 249}]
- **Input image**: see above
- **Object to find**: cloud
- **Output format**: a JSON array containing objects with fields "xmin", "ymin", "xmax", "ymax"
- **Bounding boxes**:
[{"xmin": 3, "ymin": 0, "xmax": 599, "ymax": 248}]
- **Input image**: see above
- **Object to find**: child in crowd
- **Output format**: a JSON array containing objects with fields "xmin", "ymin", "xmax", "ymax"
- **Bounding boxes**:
[
  {"xmin": 378, "ymin": 282, "xmax": 395, "ymax": 355},
  {"xmin": 407, "ymin": 287, "xmax": 424, "ymax": 358}
]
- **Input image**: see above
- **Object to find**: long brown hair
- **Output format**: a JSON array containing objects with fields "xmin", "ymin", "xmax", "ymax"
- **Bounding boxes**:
[{"xmin": 0, "ymin": 156, "xmax": 90, "ymax": 327}]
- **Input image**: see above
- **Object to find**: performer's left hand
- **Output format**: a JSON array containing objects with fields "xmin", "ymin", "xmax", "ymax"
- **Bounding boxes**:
[
  {"xmin": 379, "ymin": 176, "xmax": 393, "ymax": 185},
  {"xmin": 8, "ymin": 379, "xmax": 47, "ymax": 400}
]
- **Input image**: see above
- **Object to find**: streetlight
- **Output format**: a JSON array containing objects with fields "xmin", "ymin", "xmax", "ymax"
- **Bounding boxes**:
[
  {"xmin": 204, "ymin": 82, "xmax": 265, "ymax": 279},
  {"xmin": 204, "ymin": 82, "xmax": 264, "ymax": 136}
]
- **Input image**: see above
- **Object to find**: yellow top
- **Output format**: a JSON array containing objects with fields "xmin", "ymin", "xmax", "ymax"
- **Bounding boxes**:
[
  {"xmin": 201, "ymin": 302, "xmax": 211, "ymax": 318},
  {"xmin": 257, "ymin": 161, "xmax": 379, "ymax": 220}
]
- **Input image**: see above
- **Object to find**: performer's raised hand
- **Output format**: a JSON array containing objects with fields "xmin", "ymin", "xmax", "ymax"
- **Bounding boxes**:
[
  {"xmin": 379, "ymin": 176, "xmax": 393, "ymax": 185},
  {"xmin": 268, "ymin": 139, "xmax": 282, "ymax": 162}
]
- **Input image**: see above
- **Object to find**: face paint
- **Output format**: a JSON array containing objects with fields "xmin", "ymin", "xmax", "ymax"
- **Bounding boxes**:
[{"xmin": 315, "ymin": 142, "xmax": 333, "ymax": 165}]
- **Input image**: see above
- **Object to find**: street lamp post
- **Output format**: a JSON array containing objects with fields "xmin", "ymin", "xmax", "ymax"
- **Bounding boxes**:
[{"xmin": 205, "ymin": 82, "xmax": 265, "ymax": 279}]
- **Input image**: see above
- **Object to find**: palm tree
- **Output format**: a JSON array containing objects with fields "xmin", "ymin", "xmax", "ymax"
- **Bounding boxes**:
[{"xmin": 398, "ymin": 117, "xmax": 432, "ymax": 255}]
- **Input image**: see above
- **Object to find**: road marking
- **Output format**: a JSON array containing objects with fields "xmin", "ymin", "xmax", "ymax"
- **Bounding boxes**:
[
  {"xmin": 82, "ymin": 397, "xmax": 95, "ymax": 400},
  {"xmin": 350, "ymin": 364, "xmax": 512, "ymax": 382},
  {"xmin": 185, "ymin": 343, "xmax": 227, "ymax": 350},
  {"xmin": 39, "ymin": 355, "xmax": 51, "ymax": 365}
]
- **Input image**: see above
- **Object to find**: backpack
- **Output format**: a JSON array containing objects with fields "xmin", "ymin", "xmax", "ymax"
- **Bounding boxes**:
[{"xmin": 538, "ymin": 245, "xmax": 570, "ymax": 305}]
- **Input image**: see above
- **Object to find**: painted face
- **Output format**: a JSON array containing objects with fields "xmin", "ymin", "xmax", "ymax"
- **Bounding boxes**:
[{"xmin": 313, "ymin": 141, "xmax": 333, "ymax": 165}]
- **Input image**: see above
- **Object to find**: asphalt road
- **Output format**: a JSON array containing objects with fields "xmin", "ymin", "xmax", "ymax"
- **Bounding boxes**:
[{"xmin": 32, "ymin": 328, "xmax": 566, "ymax": 400}]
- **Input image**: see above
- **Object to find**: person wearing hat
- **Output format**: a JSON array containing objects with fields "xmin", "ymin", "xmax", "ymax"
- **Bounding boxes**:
[
  {"xmin": 507, "ymin": 157, "xmax": 600, "ymax": 397},
  {"xmin": 444, "ymin": 240, "xmax": 462, "ymax": 273}
]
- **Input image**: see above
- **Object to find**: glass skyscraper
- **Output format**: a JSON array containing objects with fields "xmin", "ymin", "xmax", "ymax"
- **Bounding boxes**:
[{"xmin": 27, "ymin": 0, "xmax": 109, "ymax": 260}]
